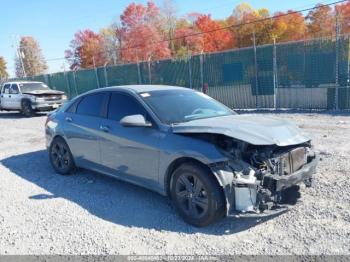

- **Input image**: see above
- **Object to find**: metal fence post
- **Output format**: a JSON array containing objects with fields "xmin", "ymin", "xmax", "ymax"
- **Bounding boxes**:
[
  {"xmin": 93, "ymin": 56, "xmax": 100, "ymax": 89},
  {"xmin": 273, "ymin": 38, "xmax": 278, "ymax": 110},
  {"xmin": 73, "ymin": 71, "xmax": 79, "ymax": 96},
  {"xmin": 104, "ymin": 65, "xmax": 108, "ymax": 87},
  {"xmin": 253, "ymin": 31, "xmax": 259, "ymax": 109},
  {"xmin": 335, "ymin": 14, "xmax": 340, "ymax": 110},
  {"xmin": 148, "ymin": 59, "xmax": 152, "ymax": 84},
  {"xmin": 188, "ymin": 55, "xmax": 193, "ymax": 89},
  {"xmin": 64, "ymin": 70, "xmax": 70, "ymax": 98},
  {"xmin": 200, "ymin": 53, "xmax": 204, "ymax": 91},
  {"xmin": 137, "ymin": 62, "xmax": 142, "ymax": 84}
]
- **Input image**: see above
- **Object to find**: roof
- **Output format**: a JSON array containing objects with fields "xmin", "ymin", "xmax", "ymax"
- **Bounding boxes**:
[
  {"xmin": 96, "ymin": 85, "xmax": 187, "ymax": 93},
  {"xmin": 2, "ymin": 81, "xmax": 43, "ymax": 85}
]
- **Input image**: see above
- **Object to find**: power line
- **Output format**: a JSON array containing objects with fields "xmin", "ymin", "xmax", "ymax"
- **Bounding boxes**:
[{"xmin": 45, "ymin": 0, "xmax": 348, "ymax": 64}]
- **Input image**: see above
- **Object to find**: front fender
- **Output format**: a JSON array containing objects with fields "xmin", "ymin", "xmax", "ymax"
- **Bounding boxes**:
[{"xmin": 158, "ymin": 132, "xmax": 229, "ymax": 194}]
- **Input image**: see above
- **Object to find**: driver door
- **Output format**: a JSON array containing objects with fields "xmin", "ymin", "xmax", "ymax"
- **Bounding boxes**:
[{"xmin": 99, "ymin": 92, "xmax": 161, "ymax": 189}]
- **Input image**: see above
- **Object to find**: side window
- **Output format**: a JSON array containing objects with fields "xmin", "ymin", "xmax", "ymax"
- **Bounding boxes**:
[
  {"xmin": 2, "ymin": 84, "xmax": 10, "ymax": 94},
  {"xmin": 10, "ymin": 84, "xmax": 19, "ymax": 94},
  {"xmin": 76, "ymin": 93, "xmax": 106, "ymax": 117},
  {"xmin": 107, "ymin": 93, "xmax": 149, "ymax": 122},
  {"xmin": 66, "ymin": 98, "xmax": 81, "ymax": 113}
]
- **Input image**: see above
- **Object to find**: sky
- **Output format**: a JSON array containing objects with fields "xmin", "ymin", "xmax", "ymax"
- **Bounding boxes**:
[{"xmin": 0, "ymin": 0, "xmax": 329, "ymax": 77}]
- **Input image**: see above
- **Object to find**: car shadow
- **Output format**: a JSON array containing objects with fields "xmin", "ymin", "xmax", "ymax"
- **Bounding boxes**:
[
  {"xmin": 0, "ymin": 111, "xmax": 47, "ymax": 118},
  {"xmin": 1, "ymin": 150, "xmax": 286, "ymax": 235}
]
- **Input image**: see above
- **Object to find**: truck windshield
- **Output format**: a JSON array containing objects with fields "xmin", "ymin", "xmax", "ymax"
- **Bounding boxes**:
[{"xmin": 19, "ymin": 83, "xmax": 50, "ymax": 92}]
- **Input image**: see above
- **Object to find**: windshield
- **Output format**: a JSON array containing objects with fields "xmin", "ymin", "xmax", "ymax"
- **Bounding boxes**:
[
  {"xmin": 140, "ymin": 89, "xmax": 235, "ymax": 124},
  {"xmin": 19, "ymin": 83, "xmax": 50, "ymax": 92}
]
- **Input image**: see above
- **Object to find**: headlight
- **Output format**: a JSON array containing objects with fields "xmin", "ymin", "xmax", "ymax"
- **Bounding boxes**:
[{"xmin": 62, "ymin": 95, "xmax": 67, "ymax": 100}]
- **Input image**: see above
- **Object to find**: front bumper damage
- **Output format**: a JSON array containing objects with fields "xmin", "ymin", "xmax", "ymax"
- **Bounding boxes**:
[{"xmin": 211, "ymin": 152, "xmax": 318, "ymax": 217}]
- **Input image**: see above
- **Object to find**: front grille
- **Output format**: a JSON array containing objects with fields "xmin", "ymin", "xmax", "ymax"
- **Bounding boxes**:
[
  {"xmin": 44, "ymin": 95, "xmax": 61, "ymax": 101},
  {"xmin": 280, "ymin": 147, "xmax": 307, "ymax": 175}
]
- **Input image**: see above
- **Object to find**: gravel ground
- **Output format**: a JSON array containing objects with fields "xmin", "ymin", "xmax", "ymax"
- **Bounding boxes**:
[{"xmin": 0, "ymin": 111, "xmax": 349, "ymax": 255}]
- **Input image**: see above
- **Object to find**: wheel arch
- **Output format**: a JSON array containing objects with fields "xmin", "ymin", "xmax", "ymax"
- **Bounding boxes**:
[{"xmin": 164, "ymin": 157, "xmax": 224, "ymax": 197}]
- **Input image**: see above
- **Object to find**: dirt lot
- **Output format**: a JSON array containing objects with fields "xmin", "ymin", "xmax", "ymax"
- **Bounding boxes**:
[{"xmin": 0, "ymin": 111, "xmax": 349, "ymax": 255}]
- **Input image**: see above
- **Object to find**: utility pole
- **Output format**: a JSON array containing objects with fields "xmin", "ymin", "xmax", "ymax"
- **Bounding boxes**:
[{"xmin": 12, "ymin": 35, "xmax": 26, "ymax": 77}]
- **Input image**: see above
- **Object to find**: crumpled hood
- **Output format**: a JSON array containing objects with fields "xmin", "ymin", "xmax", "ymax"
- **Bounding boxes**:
[
  {"xmin": 171, "ymin": 114, "xmax": 311, "ymax": 146},
  {"xmin": 23, "ymin": 89, "xmax": 64, "ymax": 95}
]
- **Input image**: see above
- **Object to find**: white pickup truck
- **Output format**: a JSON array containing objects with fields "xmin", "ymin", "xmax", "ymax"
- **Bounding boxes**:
[{"xmin": 0, "ymin": 81, "xmax": 67, "ymax": 117}]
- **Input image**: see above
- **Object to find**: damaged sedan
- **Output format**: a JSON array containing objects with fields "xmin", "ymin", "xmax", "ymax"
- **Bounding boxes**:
[{"xmin": 45, "ymin": 85, "xmax": 317, "ymax": 227}]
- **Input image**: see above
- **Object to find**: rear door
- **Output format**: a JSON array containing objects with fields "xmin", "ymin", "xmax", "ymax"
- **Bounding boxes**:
[
  {"xmin": 0, "ymin": 84, "xmax": 11, "ymax": 109},
  {"xmin": 63, "ymin": 92, "xmax": 108, "ymax": 170}
]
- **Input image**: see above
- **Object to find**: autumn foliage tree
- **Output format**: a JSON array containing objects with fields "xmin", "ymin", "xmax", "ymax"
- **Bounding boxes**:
[
  {"xmin": 119, "ymin": 2, "xmax": 171, "ymax": 62},
  {"xmin": 272, "ymin": 11, "xmax": 306, "ymax": 42},
  {"xmin": 194, "ymin": 15, "xmax": 234, "ymax": 52},
  {"xmin": 0, "ymin": 56, "xmax": 9, "ymax": 80},
  {"xmin": 65, "ymin": 29, "xmax": 107, "ymax": 69},
  {"xmin": 307, "ymin": 4, "xmax": 334, "ymax": 38}
]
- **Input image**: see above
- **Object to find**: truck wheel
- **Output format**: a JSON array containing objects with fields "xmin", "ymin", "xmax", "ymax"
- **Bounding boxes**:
[
  {"xmin": 21, "ymin": 100, "xmax": 35, "ymax": 117},
  {"xmin": 49, "ymin": 137, "xmax": 75, "ymax": 175},
  {"xmin": 170, "ymin": 163, "xmax": 226, "ymax": 227}
]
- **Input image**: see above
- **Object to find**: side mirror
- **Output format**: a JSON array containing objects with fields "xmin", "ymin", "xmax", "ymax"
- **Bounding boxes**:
[{"xmin": 120, "ymin": 114, "xmax": 152, "ymax": 127}]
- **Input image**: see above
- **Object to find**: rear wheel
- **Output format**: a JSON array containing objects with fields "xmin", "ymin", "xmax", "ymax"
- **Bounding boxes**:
[
  {"xmin": 49, "ymin": 137, "xmax": 75, "ymax": 175},
  {"xmin": 21, "ymin": 100, "xmax": 35, "ymax": 117},
  {"xmin": 170, "ymin": 163, "xmax": 225, "ymax": 227}
]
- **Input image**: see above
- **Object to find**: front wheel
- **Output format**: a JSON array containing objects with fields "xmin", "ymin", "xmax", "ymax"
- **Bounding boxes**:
[
  {"xmin": 49, "ymin": 137, "xmax": 75, "ymax": 175},
  {"xmin": 21, "ymin": 100, "xmax": 35, "ymax": 117},
  {"xmin": 170, "ymin": 163, "xmax": 226, "ymax": 227}
]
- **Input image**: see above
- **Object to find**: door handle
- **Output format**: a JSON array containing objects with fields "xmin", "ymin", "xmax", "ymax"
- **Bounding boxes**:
[
  {"xmin": 100, "ymin": 125, "xmax": 110, "ymax": 132},
  {"xmin": 65, "ymin": 117, "xmax": 73, "ymax": 122}
]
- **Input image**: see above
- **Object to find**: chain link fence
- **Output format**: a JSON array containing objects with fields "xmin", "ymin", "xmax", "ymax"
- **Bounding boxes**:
[{"xmin": 16, "ymin": 35, "xmax": 350, "ymax": 110}]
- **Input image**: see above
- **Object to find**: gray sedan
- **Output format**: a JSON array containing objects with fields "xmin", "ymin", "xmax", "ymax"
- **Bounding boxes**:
[{"xmin": 45, "ymin": 85, "xmax": 317, "ymax": 227}]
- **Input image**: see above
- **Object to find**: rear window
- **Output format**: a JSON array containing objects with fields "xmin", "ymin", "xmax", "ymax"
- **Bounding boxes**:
[
  {"xmin": 76, "ymin": 93, "xmax": 106, "ymax": 117},
  {"xmin": 2, "ymin": 84, "xmax": 10, "ymax": 94}
]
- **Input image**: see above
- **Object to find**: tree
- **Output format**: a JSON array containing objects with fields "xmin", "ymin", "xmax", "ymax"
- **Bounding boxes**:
[
  {"xmin": 227, "ymin": 3, "xmax": 273, "ymax": 47},
  {"xmin": 335, "ymin": 1, "xmax": 350, "ymax": 35},
  {"xmin": 307, "ymin": 4, "xmax": 334, "ymax": 38},
  {"xmin": 65, "ymin": 29, "xmax": 107, "ymax": 69},
  {"xmin": 119, "ymin": 2, "xmax": 171, "ymax": 62},
  {"xmin": 0, "ymin": 56, "xmax": 9, "ymax": 80},
  {"xmin": 194, "ymin": 15, "xmax": 234, "ymax": 52},
  {"xmin": 272, "ymin": 11, "xmax": 306, "ymax": 42},
  {"xmin": 100, "ymin": 23, "xmax": 123, "ymax": 65},
  {"xmin": 15, "ymin": 36, "xmax": 47, "ymax": 77},
  {"xmin": 160, "ymin": 0, "xmax": 178, "ymax": 55}
]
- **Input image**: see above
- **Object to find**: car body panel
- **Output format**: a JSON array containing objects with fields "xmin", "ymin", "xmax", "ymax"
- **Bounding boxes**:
[
  {"xmin": 45, "ymin": 85, "xmax": 317, "ymax": 218},
  {"xmin": 172, "ymin": 114, "xmax": 311, "ymax": 146}
]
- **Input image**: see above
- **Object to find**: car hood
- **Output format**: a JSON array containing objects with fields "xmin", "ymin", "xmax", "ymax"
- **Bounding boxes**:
[
  {"xmin": 23, "ymin": 89, "xmax": 64, "ymax": 95},
  {"xmin": 171, "ymin": 114, "xmax": 311, "ymax": 146}
]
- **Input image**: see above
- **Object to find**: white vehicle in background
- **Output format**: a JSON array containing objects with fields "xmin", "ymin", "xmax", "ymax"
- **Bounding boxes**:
[{"xmin": 0, "ymin": 81, "xmax": 67, "ymax": 117}]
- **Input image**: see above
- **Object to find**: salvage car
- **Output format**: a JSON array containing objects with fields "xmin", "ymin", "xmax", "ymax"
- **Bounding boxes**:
[
  {"xmin": 45, "ymin": 85, "xmax": 318, "ymax": 227},
  {"xmin": 0, "ymin": 81, "xmax": 67, "ymax": 117}
]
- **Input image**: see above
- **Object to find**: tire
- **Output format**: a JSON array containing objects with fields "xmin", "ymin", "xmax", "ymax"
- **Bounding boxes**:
[
  {"xmin": 49, "ymin": 137, "xmax": 75, "ymax": 175},
  {"xmin": 170, "ymin": 163, "xmax": 226, "ymax": 227},
  {"xmin": 21, "ymin": 100, "xmax": 35, "ymax": 117}
]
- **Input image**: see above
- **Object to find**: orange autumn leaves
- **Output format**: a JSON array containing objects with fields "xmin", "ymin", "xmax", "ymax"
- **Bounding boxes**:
[{"xmin": 65, "ymin": 1, "xmax": 346, "ymax": 69}]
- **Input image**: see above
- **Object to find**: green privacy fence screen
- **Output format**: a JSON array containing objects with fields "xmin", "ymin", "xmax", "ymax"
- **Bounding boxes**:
[{"xmin": 14, "ymin": 36, "xmax": 350, "ymax": 110}]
